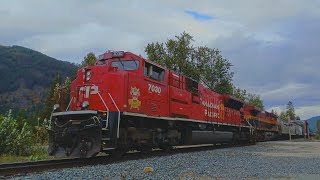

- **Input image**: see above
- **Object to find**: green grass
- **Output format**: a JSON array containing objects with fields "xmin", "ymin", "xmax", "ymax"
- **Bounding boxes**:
[{"xmin": 0, "ymin": 145, "xmax": 54, "ymax": 163}]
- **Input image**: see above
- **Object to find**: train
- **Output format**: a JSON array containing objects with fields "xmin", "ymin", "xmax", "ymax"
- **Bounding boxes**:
[{"xmin": 48, "ymin": 50, "xmax": 306, "ymax": 158}]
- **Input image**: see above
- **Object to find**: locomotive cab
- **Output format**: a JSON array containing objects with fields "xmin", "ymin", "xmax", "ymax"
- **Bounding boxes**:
[
  {"xmin": 49, "ymin": 50, "xmax": 176, "ymax": 158},
  {"xmin": 49, "ymin": 51, "xmax": 151, "ymax": 157}
]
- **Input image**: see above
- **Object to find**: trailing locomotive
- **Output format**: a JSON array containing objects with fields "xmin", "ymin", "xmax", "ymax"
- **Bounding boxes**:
[{"xmin": 48, "ymin": 50, "xmax": 288, "ymax": 158}]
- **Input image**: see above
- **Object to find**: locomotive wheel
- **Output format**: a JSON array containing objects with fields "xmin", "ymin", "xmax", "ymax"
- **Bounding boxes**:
[
  {"xmin": 48, "ymin": 143, "xmax": 58, "ymax": 156},
  {"xmin": 110, "ymin": 148, "xmax": 127, "ymax": 158},
  {"xmin": 249, "ymin": 131, "xmax": 257, "ymax": 145},
  {"xmin": 160, "ymin": 144, "xmax": 173, "ymax": 152},
  {"xmin": 139, "ymin": 146, "xmax": 153, "ymax": 155},
  {"xmin": 232, "ymin": 133, "xmax": 240, "ymax": 145},
  {"xmin": 79, "ymin": 139, "xmax": 89, "ymax": 157}
]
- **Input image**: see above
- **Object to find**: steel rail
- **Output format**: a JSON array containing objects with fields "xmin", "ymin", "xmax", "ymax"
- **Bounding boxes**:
[
  {"xmin": 0, "ymin": 143, "xmax": 255, "ymax": 177},
  {"xmin": 0, "ymin": 157, "xmax": 106, "ymax": 177}
]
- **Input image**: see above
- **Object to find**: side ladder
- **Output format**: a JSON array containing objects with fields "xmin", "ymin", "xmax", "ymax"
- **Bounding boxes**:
[
  {"xmin": 97, "ymin": 91, "xmax": 114, "ymax": 150},
  {"xmin": 98, "ymin": 91, "xmax": 121, "ymax": 151}
]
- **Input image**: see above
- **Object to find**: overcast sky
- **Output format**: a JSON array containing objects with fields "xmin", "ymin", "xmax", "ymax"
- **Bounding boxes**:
[{"xmin": 1, "ymin": 0, "xmax": 319, "ymax": 119}]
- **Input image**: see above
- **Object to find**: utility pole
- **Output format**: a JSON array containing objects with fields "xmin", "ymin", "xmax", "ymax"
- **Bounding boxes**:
[
  {"xmin": 288, "ymin": 115, "xmax": 291, "ymax": 141},
  {"xmin": 304, "ymin": 120, "xmax": 307, "ymax": 139}
]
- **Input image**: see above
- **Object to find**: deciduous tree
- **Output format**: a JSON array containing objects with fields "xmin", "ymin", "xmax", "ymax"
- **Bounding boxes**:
[
  {"xmin": 279, "ymin": 111, "xmax": 287, "ymax": 121},
  {"xmin": 232, "ymin": 86, "xmax": 247, "ymax": 101},
  {"xmin": 80, "ymin": 52, "xmax": 97, "ymax": 68},
  {"xmin": 246, "ymin": 93, "xmax": 264, "ymax": 110},
  {"xmin": 0, "ymin": 110, "xmax": 32, "ymax": 155},
  {"xmin": 145, "ymin": 32, "xmax": 234, "ymax": 94},
  {"xmin": 271, "ymin": 109, "xmax": 279, "ymax": 118}
]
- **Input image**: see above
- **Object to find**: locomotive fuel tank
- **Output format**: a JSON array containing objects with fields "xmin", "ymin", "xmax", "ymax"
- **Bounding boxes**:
[{"xmin": 191, "ymin": 131, "xmax": 233, "ymax": 144}]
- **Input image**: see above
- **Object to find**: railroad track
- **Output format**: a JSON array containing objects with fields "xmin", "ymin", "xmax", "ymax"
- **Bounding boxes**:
[
  {"xmin": 0, "ymin": 143, "xmax": 252, "ymax": 177},
  {"xmin": 0, "ymin": 158, "xmax": 85, "ymax": 177}
]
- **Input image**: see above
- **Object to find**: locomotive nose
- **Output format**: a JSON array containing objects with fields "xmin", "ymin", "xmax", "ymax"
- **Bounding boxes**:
[
  {"xmin": 48, "ymin": 111, "xmax": 102, "ymax": 158},
  {"xmin": 76, "ymin": 85, "xmax": 99, "ymax": 110}
]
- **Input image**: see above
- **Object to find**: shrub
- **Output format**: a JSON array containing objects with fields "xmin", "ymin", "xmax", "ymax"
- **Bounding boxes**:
[
  {"xmin": 0, "ymin": 110, "xmax": 32, "ymax": 155},
  {"xmin": 33, "ymin": 126, "xmax": 48, "ymax": 145}
]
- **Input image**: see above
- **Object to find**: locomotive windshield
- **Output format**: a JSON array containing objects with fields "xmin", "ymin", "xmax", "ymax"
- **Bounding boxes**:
[{"xmin": 111, "ymin": 60, "xmax": 139, "ymax": 70}]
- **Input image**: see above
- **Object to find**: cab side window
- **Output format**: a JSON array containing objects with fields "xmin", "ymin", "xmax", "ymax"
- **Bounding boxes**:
[{"xmin": 144, "ymin": 62, "xmax": 165, "ymax": 81}]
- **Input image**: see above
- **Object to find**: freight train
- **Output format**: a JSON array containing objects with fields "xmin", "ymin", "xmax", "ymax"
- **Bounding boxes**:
[{"xmin": 48, "ymin": 50, "xmax": 304, "ymax": 158}]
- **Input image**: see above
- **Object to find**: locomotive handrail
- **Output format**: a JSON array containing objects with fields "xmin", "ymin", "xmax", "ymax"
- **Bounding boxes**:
[
  {"xmin": 108, "ymin": 92, "xmax": 121, "ymax": 138},
  {"xmin": 97, "ymin": 91, "xmax": 110, "ymax": 112},
  {"xmin": 79, "ymin": 83, "xmax": 110, "ymax": 129},
  {"xmin": 77, "ymin": 84, "xmax": 110, "ymax": 111},
  {"xmin": 66, "ymin": 97, "xmax": 73, "ymax": 111},
  {"xmin": 245, "ymin": 120, "xmax": 255, "ymax": 134},
  {"xmin": 55, "ymin": 120, "xmax": 72, "ymax": 128},
  {"xmin": 97, "ymin": 91, "xmax": 110, "ymax": 129},
  {"xmin": 49, "ymin": 108, "xmax": 56, "ymax": 129}
]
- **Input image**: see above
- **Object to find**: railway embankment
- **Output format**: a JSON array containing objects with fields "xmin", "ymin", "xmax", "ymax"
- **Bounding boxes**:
[{"xmin": 6, "ymin": 139, "xmax": 320, "ymax": 180}]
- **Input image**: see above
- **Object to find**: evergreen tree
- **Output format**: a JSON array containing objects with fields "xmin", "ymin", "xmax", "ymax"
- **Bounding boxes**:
[
  {"xmin": 42, "ymin": 74, "xmax": 61, "ymax": 120},
  {"xmin": 16, "ymin": 109, "xmax": 28, "ymax": 130},
  {"xmin": 286, "ymin": 101, "xmax": 296, "ymax": 120},
  {"xmin": 41, "ymin": 52, "xmax": 97, "ymax": 119},
  {"xmin": 64, "ymin": 77, "xmax": 72, "ymax": 109}
]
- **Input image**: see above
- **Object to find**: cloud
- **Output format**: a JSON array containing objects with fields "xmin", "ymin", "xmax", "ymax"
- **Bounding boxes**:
[
  {"xmin": 184, "ymin": 10, "xmax": 214, "ymax": 21},
  {"xmin": 268, "ymin": 105, "xmax": 320, "ymax": 120},
  {"xmin": 210, "ymin": 15, "xmax": 320, "ymax": 117},
  {"xmin": 1, "ymin": 0, "xmax": 320, "ymax": 119},
  {"xmin": 260, "ymin": 83, "xmax": 309, "ymax": 101},
  {"xmin": 296, "ymin": 106, "xmax": 320, "ymax": 120}
]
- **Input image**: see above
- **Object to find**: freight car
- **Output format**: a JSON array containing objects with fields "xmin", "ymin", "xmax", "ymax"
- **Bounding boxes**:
[
  {"xmin": 278, "ymin": 120, "xmax": 304, "ymax": 139},
  {"xmin": 48, "ymin": 50, "xmax": 282, "ymax": 158}
]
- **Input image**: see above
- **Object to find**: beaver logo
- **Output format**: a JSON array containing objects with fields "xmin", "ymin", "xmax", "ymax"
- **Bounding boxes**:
[{"xmin": 128, "ymin": 86, "xmax": 141, "ymax": 109}]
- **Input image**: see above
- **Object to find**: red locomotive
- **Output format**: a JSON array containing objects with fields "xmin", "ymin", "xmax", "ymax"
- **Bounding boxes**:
[{"xmin": 49, "ymin": 51, "xmax": 280, "ymax": 158}]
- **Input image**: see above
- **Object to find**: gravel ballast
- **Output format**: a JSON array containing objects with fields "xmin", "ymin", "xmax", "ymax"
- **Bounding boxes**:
[{"xmin": 8, "ymin": 140, "xmax": 320, "ymax": 180}]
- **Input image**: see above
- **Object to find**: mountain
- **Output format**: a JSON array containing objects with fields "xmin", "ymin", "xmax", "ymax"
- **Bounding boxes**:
[
  {"xmin": 306, "ymin": 116, "xmax": 320, "ymax": 133},
  {"xmin": 0, "ymin": 45, "xmax": 78, "ymax": 113}
]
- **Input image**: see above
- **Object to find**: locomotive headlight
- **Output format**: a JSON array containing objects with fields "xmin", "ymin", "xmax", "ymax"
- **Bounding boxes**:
[
  {"xmin": 53, "ymin": 104, "xmax": 60, "ymax": 112},
  {"xmin": 82, "ymin": 101, "xmax": 89, "ymax": 109},
  {"xmin": 85, "ymin": 70, "xmax": 91, "ymax": 81}
]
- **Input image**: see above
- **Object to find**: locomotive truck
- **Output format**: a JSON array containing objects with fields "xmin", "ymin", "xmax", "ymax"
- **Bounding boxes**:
[{"xmin": 48, "ymin": 50, "xmax": 284, "ymax": 158}]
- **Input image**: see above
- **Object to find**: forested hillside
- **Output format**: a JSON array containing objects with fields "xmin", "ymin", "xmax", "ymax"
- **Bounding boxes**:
[{"xmin": 0, "ymin": 45, "xmax": 77, "ymax": 113}]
